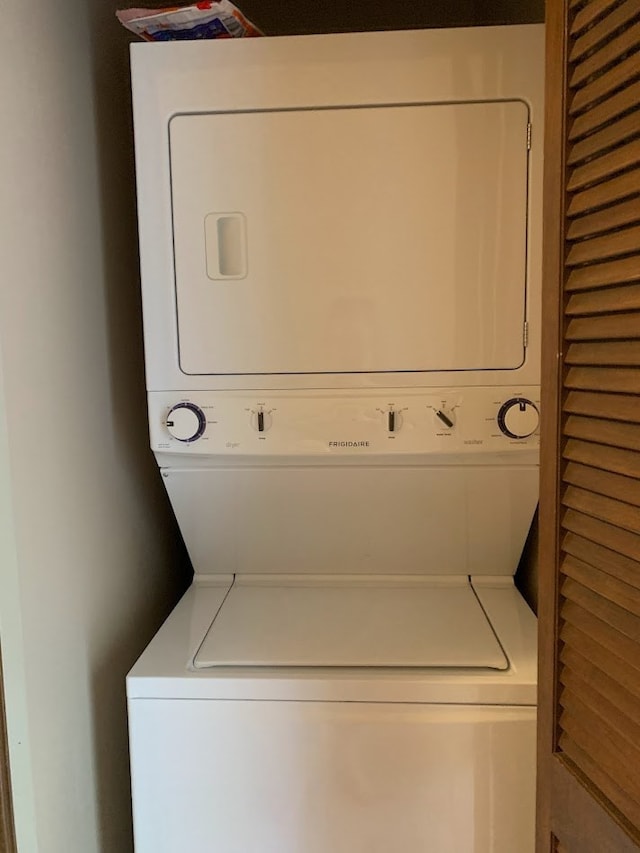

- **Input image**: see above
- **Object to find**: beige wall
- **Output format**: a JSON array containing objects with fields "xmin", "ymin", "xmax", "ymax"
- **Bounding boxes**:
[{"xmin": 0, "ymin": 2, "xmax": 187, "ymax": 851}]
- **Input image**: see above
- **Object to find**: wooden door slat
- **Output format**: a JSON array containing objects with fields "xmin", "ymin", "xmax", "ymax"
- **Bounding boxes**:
[
  {"xmin": 570, "ymin": 0, "xmax": 640, "ymax": 63},
  {"xmin": 563, "ymin": 485, "xmax": 640, "ymax": 533},
  {"xmin": 565, "ymin": 390, "xmax": 640, "ymax": 424},
  {"xmin": 568, "ymin": 195, "xmax": 640, "ymax": 240},
  {"xmin": 559, "ymin": 708, "xmax": 640, "ymax": 800},
  {"xmin": 566, "ymin": 283, "xmax": 640, "ymax": 315},
  {"xmin": 569, "ymin": 81, "xmax": 640, "ymax": 142},
  {"xmin": 566, "ymin": 255, "xmax": 640, "ymax": 291},
  {"xmin": 563, "ymin": 439, "xmax": 640, "ymax": 478},
  {"xmin": 560, "ymin": 735, "xmax": 640, "ymax": 830},
  {"xmin": 561, "ymin": 622, "xmax": 640, "ymax": 697},
  {"xmin": 571, "ymin": 0, "xmax": 624, "ymax": 38},
  {"xmin": 565, "ymin": 367, "xmax": 640, "ymax": 394},
  {"xmin": 562, "ymin": 578, "xmax": 640, "ymax": 648},
  {"xmin": 566, "ymin": 313, "xmax": 640, "ymax": 340},
  {"xmin": 566, "ymin": 340, "xmax": 640, "ymax": 365},
  {"xmin": 562, "ymin": 645, "xmax": 640, "ymax": 724},
  {"xmin": 563, "ymin": 530, "xmax": 640, "ymax": 588},
  {"xmin": 561, "ymin": 695, "xmax": 640, "ymax": 832},
  {"xmin": 562, "ymin": 508, "xmax": 640, "ymax": 562},
  {"xmin": 560, "ymin": 691, "xmax": 640, "ymax": 777},
  {"xmin": 568, "ymin": 109, "xmax": 640, "ymax": 166},
  {"xmin": 562, "ymin": 573, "xmax": 640, "ymax": 640},
  {"xmin": 571, "ymin": 19, "xmax": 640, "ymax": 88},
  {"xmin": 564, "ymin": 461, "xmax": 640, "ymax": 506},
  {"xmin": 560, "ymin": 681, "xmax": 640, "ymax": 751},
  {"xmin": 565, "ymin": 366, "xmax": 640, "ymax": 394},
  {"xmin": 566, "ymin": 226, "xmax": 640, "ymax": 265},
  {"xmin": 570, "ymin": 53, "xmax": 640, "ymax": 117},
  {"xmin": 565, "ymin": 414, "xmax": 640, "ymax": 451},
  {"xmin": 567, "ymin": 139, "xmax": 640, "ymax": 193},
  {"xmin": 561, "ymin": 599, "xmax": 640, "ymax": 668},
  {"xmin": 568, "ymin": 166, "xmax": 640, "ymax": 216},
  {"xmin": 562, "ymin": 558, "xmax": 640, "ymax": 618}
]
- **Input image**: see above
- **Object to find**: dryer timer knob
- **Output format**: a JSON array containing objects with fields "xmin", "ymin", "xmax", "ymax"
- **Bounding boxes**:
[
  {"xmin": 497, "ymin": 398, "xmax": 539, "ymax": 440},
  {"xmin": 166, "ymin": 403, "xmax": 206, "ymax": 443}
]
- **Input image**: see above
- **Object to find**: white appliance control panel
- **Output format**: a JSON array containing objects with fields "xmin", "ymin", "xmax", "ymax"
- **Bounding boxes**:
[{"xmin": 150, "ymin": 387, "xmax": 540, "ymax": 456}]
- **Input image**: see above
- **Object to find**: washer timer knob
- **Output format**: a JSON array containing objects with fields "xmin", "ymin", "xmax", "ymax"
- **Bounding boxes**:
[
  {"xmin": 165, "ymin": 402, "xmax": 206, "ymax": 443},
  {"xmin": 497, "ymin": 398, "xmax": 539, "ymax": 440}
]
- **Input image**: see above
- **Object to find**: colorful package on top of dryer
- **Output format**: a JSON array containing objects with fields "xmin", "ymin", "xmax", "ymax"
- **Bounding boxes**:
[{"xmin": 116, "ymin": 2, "xmax": 263, "ymax": 41}]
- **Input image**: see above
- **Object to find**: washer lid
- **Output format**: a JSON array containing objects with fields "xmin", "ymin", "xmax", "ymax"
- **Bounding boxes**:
[{"xmin": 192, "ymin": 575, "xmax": 508, "ymax": 670}]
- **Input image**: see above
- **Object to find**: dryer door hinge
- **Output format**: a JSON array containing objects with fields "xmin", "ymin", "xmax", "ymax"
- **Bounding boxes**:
[
  {"xmin": 523, "ymin": 321, "xmax": 529, "ymax": 348},
  {"xmin": 527, "ymin": 123, "xmax": 532, "ymax": 150}
]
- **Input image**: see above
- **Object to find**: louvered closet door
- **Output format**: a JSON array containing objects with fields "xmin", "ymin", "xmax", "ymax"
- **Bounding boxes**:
[{"xmin": 538, "ymin": 0, "xmax": 640, "ymax": 851}]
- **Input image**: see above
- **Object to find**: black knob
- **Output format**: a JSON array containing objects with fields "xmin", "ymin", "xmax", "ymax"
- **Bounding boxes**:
[{"xmin": 497, "ymin": 398, "xmax": 539, "ymax": 440}]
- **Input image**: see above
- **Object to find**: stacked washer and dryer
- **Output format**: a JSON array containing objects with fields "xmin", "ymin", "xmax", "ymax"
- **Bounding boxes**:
[{"xmin": 127, "ymin": 24, "xmax": 544, "ymax": 853}]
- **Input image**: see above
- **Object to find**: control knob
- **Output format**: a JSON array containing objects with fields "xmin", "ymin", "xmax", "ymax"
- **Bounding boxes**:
[
  {"xmin": 250, "ymin": 408, "xmax": 273, "ymax": 432},
  {"xmin": 386, "ymin": 408, "xmax": 403, "ymax": 433},
  {"xmin": 497, "ymin": 398, "xmax": 539, "ymax": 439},
  {"xmin": 433, "ymin": 406, "xmax": 455, "ymax": 430},
  {"xmin": 165, "ymin": 402, "xmax": 206, "ymax": 443}
]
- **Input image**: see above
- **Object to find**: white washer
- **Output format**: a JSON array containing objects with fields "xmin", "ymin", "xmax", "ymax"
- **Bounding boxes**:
[
  {"xmin": 127, "ymin": 25, "xmax": 544, "ymax": 853},
  {"xmin": 129, "ymin": 574, "xmax": 537, "ymax": 853}
]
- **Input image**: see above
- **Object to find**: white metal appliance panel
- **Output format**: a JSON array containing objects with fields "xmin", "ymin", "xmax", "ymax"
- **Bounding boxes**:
[
  {"xmin": 129, "ymin": 698, "xmax": 535, "ymax": 853},
  {"xmin": 162, "ymin": 464, "xmax": 539, "ymax": 576},
  {"xmin": 193, "ymin": 576, "xmax": 507, "ymax": 669},
  {"xmin": 148, "ymin": 385, "xmax": 541, "ymax": 457},
  {"xmin": 170, "ymin": 100, "xmax": 529, "ymax": 376}
]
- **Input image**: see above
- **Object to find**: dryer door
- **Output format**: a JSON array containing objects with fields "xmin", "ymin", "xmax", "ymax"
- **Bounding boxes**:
[{"xmin": 169, "ymin": 100, "xmax": 530, "ymax": 376}]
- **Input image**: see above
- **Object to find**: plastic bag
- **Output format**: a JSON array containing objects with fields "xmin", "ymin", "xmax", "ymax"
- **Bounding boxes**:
[{"xmin": 116, "ymin": 2, "xmax": 262, "ymax": 41}]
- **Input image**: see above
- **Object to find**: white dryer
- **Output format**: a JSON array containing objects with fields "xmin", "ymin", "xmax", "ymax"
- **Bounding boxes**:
[{"xmin": 127, "ymin": 25, "xmax": 544, "ymax": 853}]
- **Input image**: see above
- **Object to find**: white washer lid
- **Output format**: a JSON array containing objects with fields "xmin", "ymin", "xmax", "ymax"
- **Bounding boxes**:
[{"xmin": 192, "ymin": 575, "xmax": 508, "ymax": 670}]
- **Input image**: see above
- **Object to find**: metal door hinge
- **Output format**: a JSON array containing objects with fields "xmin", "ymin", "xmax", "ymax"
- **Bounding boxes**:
[
  {"xmin": 527, "ymin": 123, "xmax": 532, "ymax": 150},
  {"xmin": 523, "ymin": 321, "xmax": 529, "ymax": 348}
]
